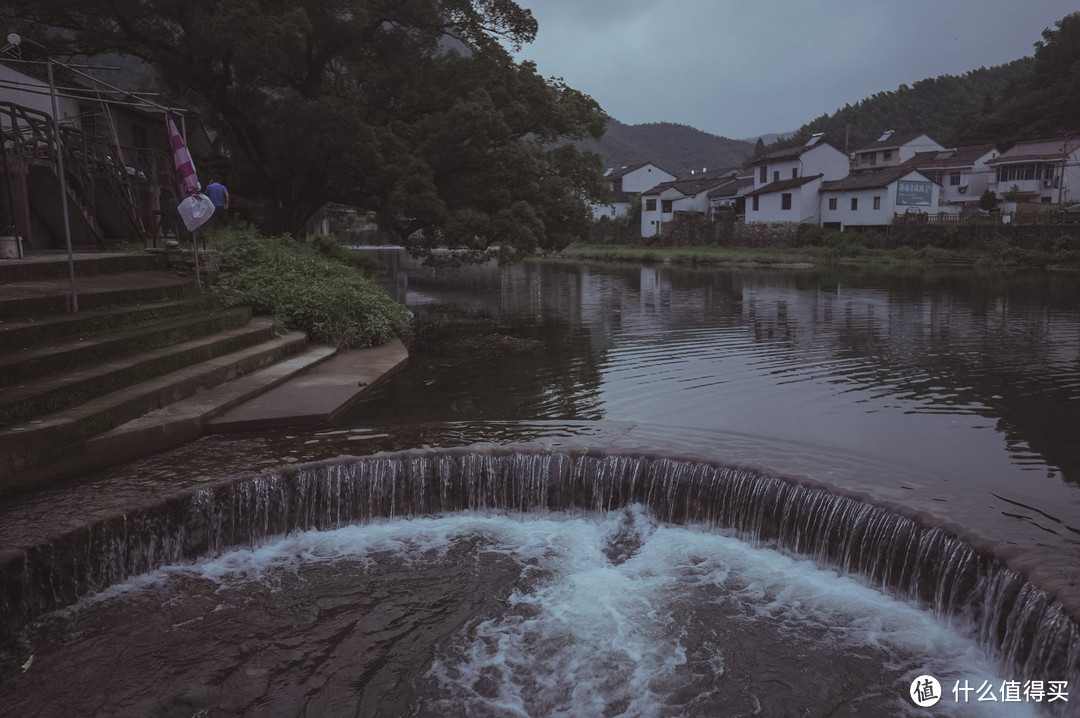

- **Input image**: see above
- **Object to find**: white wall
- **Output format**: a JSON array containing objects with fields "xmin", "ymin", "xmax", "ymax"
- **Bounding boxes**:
[
  {"xmin": 641, "ymin": 186, "xmax": 684, "ymax": 237},
  {"xmin": 746, "ymin": 178, "xmax": 823, "ymax": 224},
  {"xmin": 821, "ymin": 172, "xmax": 940, "ymax": 228},
  {"xmin": 751, "ymin": 144, "xmax": 849, "ymax": 191},
  {"xmin": 622, "ymin": 164, "xmax": 676, "ymax": 193},
  {"xmin": 897, "ymin": 135, "xmax": 945, "ymax": 163},
  {"xmin": 594, "ymin": 164, "xmax": 677, "ymax": 221},
  {"xmin": 936, "ymin": 155, "xmax": 997, "ymax": 209},
  {"xmin": 0, "ymin": 64, "xmax": 80, "ymax": 121}
]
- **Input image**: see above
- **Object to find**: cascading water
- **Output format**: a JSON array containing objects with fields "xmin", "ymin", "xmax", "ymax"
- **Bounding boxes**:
[{"xmin": 1, "ymin": 447, "xmax": 1077, "ymax": 715}]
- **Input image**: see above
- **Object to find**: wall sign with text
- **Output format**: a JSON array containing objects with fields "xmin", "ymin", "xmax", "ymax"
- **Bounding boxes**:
[{"xmin": 896, "ymin": 179, "xmax": 933, "ymax": 206}]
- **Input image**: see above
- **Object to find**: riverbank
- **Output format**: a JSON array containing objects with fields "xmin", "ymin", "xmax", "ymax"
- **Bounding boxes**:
[{"xmin": 555, "ymin": 240, "xmax": 1080, "ymax": 269}]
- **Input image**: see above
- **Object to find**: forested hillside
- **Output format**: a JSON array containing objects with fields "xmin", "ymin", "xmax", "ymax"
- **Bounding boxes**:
[
  {"xmin": 763, "ymin": 59, "xmax": 1035, "ymax": 155},
  {"xmin": 578, "ymin": 120, "xmax": 753, "ymax": 177},
  {"xmin": 765, "ymin": 11, "xmax": 1080, "ymax": 155}
]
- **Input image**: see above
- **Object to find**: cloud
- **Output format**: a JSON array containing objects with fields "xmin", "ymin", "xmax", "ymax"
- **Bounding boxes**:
[{"xmin": 515, "ymin": 0, "xmax": 1077, "ymax": 138}]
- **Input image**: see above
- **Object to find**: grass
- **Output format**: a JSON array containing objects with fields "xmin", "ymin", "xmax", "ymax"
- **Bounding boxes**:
[
  {"xmin": 207, "ymin": 227, "xmax": 410, "ymax": 348},
  {"xmin": 553, "ymin": 241, "xmax": 1078, "ymax": 269}
]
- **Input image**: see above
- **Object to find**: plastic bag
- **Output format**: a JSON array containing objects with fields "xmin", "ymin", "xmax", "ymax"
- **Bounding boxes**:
[{"xmin": 177, "ymin": 193, "xmax": 216, "ymax": 231}]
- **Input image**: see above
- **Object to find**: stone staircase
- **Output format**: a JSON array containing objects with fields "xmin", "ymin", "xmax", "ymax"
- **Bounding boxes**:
[{"xmin": 0, "ymin": 251, "xmax": 335, "ymax": 494}]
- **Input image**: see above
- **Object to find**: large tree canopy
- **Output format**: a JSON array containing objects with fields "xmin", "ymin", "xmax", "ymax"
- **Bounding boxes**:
[
  {"xmin": 978, "ymin": 11, "xmax": 1080, "ymax": 142},
  {"xmin": 6, "ymin": 0, "xmax": 608, "ymax": 260}
]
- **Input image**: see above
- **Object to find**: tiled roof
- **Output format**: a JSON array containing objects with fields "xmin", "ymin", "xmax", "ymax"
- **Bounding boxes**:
[
  {"xmin": 707, "ymin": 176, "xmax": 754, "ymax": 198},
  {"xmin": 641, "ymin": 168, "xmax": 739, "ymax": 197},
  {"xmin": 854, "ymin": 132, "xmax": 930, "ymax": 153},
  {"xmin": 905, "ymin": 145, "xmax": 997, "ymax": 170},
  {"xmin": 609, "ymin": 160, "xmax": 673, "ymax": 180},
  {"xmin": 821, "ymin": 166, "xmax": 922, "ymax": 191},
  {"xmin": 984, "ymin": 138, "xmax": 1080, "ymax": 165},
  {"xmin": 744, "ymin": 174, "xmax": 823, "ymax": 197},
  {"xmin": 750, "ymin": 142, "xmax": 840, "ymax": 165}
]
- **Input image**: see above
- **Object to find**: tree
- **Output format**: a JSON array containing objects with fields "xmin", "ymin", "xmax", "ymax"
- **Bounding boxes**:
[
  {"xmin": 973, "ymin": 12, "xmax": 1080, "ymax": 142},
  {"xmin": 978, "ymin": 188, "xmax": 998, "ymax": 212},
  {"xmin": 5, "ymin": 0, "xmax": 608, "ymax": 260}
]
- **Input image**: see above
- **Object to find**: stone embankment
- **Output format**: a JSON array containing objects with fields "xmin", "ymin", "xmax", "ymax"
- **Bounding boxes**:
[{"xmin": 0, "ymin": 251, "xmax": 406, "ymax": 494}]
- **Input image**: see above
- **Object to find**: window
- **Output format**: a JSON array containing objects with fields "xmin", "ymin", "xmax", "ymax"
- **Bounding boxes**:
[
  {"xmin": 759, "ymin": 166, "xmax": 767, "ymax": 183},
  {"xmin": 949, "ymin": 173, "xmax": 961, "ymax": 186},
  {"xmin": 78, "ymin": 103, "xmax": 100, "ymax": 136},
  {"xmin": 132, "ymin": 124, "xmax": 149, "ymax": 166},
  {"xmin": 791, "ymin": 168, "xmax": 798, "ymax": 179},
  {"xmin": 752, "ymin": 196, "xmax": 760, "ymax": 211},
  {"xmin": 645, "ymin": 199, "xmax": 656, "ymax": 211},
  {"xmin": 781, "ymin": 193, "xmax": 792, "ymax": 210},
  {"xmin": 851, "ymin": 198, "xmax": 858, "ymax": 211},
  {"xmin": 661, "ymin": 199, "xmax": 673, "ymax": 213},
  {"xmin": 612, "ymin": 178, "xmax": 623, "ymax": 193},
  {"xmin": 773, "ymin": 170, "xmax": 780, "ymax": 182},
  {"xmin": 866, "ymin": 153, "xmax": 877, "ymax": 166},
  {"xmin": 873, "ymin": 196, "xmax": 881, "ymax": 210},
  {"xmin": 828, "ymin": 197, "xmax": 837, "ymax": 211},
  {"xmin": 883, "ymin": 150, "xmax": 893, "ymax": 161},
  {"xmin": 996, "ymin": 164, "xmax": 1040, "ymax": 182}
]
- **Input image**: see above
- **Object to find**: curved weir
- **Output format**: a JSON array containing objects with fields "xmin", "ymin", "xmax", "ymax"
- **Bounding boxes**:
[{"xmin": 3, "ymin": 447, "xmax": 1078, "ymax": 711}]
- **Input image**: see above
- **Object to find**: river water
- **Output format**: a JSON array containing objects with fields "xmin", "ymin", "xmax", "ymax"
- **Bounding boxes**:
[{"xmin": 2, "ymin": 255, "xmax": 1079, "ymax": 716}]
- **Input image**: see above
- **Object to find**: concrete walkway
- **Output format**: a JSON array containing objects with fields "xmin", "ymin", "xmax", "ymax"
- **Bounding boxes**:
[{"xmin": 207, "ymin": 338, "xmax": 409, "ymax": 431}]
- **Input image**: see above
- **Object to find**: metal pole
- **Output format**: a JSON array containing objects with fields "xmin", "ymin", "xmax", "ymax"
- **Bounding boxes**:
[
  {"xmin": 47, "ymin": 58, "xmax": 78, "ymax": 312},
  {"xmin": 180, "ymin": 114, "xmax": 201, "ymax": 292}
]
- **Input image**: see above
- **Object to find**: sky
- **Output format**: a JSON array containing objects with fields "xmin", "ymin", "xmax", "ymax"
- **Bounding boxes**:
[{"xmin": 512, "ymin": 0, "xmax": 1078, "ymax": 140}]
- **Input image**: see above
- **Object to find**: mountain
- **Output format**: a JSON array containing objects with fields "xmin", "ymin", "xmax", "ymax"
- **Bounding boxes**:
[{"xmin": 578, "ymin": 120, "xmax": 754, "ymax": 178}]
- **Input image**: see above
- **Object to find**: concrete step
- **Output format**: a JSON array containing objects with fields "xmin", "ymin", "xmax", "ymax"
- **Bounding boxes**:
[
  {"xmin": 0, "ymin": 295, "xmax": 225, "ymax": 352},
  {"xmin": 0, "ymin": 271, "xmax": 197, "ymax": 321},
  {"xmin": 0, "ymin": 317, "xmax": 276, "ymax": 427},
  {"xmin": 207, "ymin": 338, "xmax": 409, "ymax": 431},
  {"xmin": 0, "ymin": 306, "xmax": 253, "ymax": 388},
  {"xmin": 0, "ymin": 252, "xmax": 167, "ymax": 283},
  {"xmin": 0, "ymin": 329, "xmax": 309, "ymax": 492}
]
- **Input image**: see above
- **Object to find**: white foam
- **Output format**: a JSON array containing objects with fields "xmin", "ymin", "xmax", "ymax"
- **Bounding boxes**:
[{"xmin": 74, "ymin": 509, "xmax": 1042, "ymax": 716}]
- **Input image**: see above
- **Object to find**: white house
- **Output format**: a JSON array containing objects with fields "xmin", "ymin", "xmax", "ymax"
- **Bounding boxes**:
[
  {"xmin": 852, "ymin": 131, "xmax": 944, "ymax": 171},
  {"xmin": 744, "ymin": 135, "xmax": 849, "ymax": 224},
  {"xmin": 984, "ymin": 137, "xmax": 1080, "ymax": 208},
  {"xmin": 640, "ymin": 168, "xmax": 740, "ymax": 237},
  {"xmin": 906, "ymin": 145, "xmax": 998, "ymax": 213},
  {"xmin": 707, "ymin": 173, "xmax": 754, "ymax": 217},
  {"xmin": 0, "ymin": 54, "xmax": 203, "ymax": 249},
  {"xmin": 820, "ymin": 167, "xmax": 939, "ymax": 230},
  {"xmin": 592, "ymin": 162, "xmax": 677, "ymax": 220},
  {"xmin": 745, "ymin": 175, "xmax": 827, "ymax": 224}
]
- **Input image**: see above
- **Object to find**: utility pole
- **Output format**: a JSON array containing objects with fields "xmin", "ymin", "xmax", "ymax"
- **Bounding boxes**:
[{"xmin": 4, "ymin": 33, "xmax": 80, "ymax": 311}]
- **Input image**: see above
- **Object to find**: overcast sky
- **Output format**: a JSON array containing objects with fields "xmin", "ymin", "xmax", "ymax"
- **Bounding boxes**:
[{"xmin": 512, "ymin": 0, "xmax": 1078, "ymax": 140}]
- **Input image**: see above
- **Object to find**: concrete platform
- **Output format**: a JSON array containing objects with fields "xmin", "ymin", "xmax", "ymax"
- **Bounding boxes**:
[{"xmin": 206, "ymin": 338, "xmax": 409, "ymax": 431}]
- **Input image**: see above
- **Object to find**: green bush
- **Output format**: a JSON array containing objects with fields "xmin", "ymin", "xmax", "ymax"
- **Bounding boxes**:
[{"xmin": 210, "ymin": 228, "xmax": 410, "ymax": 348}]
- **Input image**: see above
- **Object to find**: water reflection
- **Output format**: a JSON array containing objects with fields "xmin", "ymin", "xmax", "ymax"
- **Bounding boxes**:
[{"xmin": 362, "ymin": 256, "xmax": 1080, "ymax": 490}]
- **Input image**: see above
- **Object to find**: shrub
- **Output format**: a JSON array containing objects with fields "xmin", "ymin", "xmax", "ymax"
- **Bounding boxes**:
[{"xmin": 210, "ymin": 227, "xmax": 410, "ymax": 348}]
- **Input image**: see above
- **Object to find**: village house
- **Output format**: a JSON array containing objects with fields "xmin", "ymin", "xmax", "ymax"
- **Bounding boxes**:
[
  {"xmin": 905, "ymin": 144, "xmax": 999, "ymax": 214},
  {"xmin": 639, "ymin": 168, "xmax": 740, "ymax": 237},
  {"xmin": 984, "ymin": 137, "xmax": 1080, "ymax": 210},
  {"xmin": 744, "ymin": 134, "xmax": 849, "ymax": 224},
  {"xmin": 820, "ymin": 166, "xmax": 939, "ymax": 230},
  {"xmin": 1, "ymin": 51, "xmax": 208, "ymax": 251},
  {"xmin": 706, "ymin": 171, "xmax": 754, "ymax": 217},
  {"xmin": 592, "ymin": 162, "xmax": 677, "ymax": 220},
  {"xmin": 851, "ymin": 130, "xmax": 944, "ymax": 171}
]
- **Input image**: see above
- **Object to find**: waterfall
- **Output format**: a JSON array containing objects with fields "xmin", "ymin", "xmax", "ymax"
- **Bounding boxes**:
[{"xmin": 2, "ymin": 447, "xmax": 1077, "ymax": 694}]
